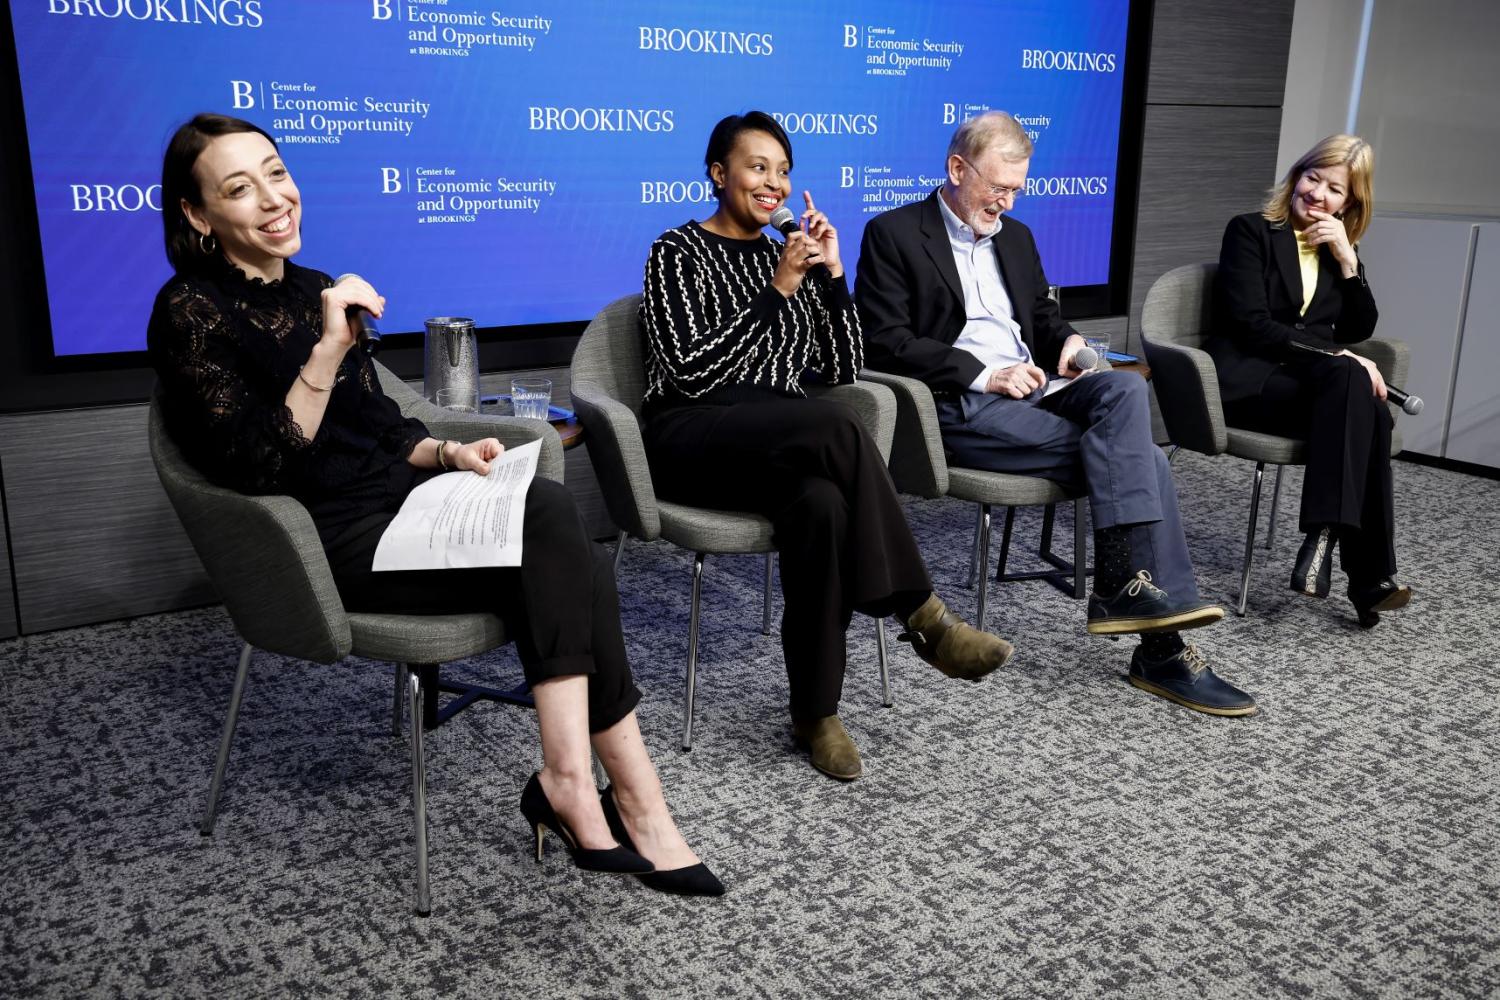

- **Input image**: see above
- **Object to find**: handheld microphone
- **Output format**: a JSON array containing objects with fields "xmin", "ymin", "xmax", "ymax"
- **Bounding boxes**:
[
  {"xmin": 334, "ymin": 273, "xmax": 382, "ymax": 354},
  {"xmin": 1386, "ymin": 384, "xmax": 1423, "ymax": 416},
  {"xmin": 768, "ymin": 206, "xmax": 830, "ymax": 283},
  {"xmin": 1071, "ymin": 345, "xmax": 1099, "ymax": 372}
]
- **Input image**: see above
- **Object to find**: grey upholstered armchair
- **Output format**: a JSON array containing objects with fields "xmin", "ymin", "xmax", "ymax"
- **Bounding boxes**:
[
  {"xmin": 859, "ymin": 368, "xmax": 1090, "ymax": 631},
  {"xmin": 570, "ymin": 293, "xmax": 898, "ymax": 750},
  {"xmin": 1140, "ymin": 262, "xmax": 1409, "ymax": 615},
  {"xmin": 149, "ymin": 361, "xmax": 563, "ymax": 916}
]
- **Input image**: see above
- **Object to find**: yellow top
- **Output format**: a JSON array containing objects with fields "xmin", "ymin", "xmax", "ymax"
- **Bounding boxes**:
[{"xmin": 1294, "ymin": 229, "xmax": 1320, "ymax": 316}]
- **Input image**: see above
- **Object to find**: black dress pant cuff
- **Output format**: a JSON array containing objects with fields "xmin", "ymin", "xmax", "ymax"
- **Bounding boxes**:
[{"xmin": 588, "ymin": 684, "xmax": 642, "ymax": 734}]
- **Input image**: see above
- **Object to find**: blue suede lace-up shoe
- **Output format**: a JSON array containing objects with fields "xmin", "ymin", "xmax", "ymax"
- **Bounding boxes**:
[
  {"xmin": 1087, "ymin": 570, "xmax": 1225, "ymax": 635},
  {"xmin": 1128, "ymin": 643, "xmax": 1258, "ymax": 717}
]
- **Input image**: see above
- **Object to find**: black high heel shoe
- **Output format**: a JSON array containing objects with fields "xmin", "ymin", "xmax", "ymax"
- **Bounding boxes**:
[
  {"xmin": 1291, "ymin": 527, "xmax": 1337, "ymax": 598},
  {"xmin": 519, "ymin": 772, "xmax": 654, "ymax": 874},
  {"xmin": 600, "ymin": 786, "xmax": 725, "ymax": 897},
  {"xmin": 1347, "ymin": 577, "xmax": 1413, "ymax": 629}
]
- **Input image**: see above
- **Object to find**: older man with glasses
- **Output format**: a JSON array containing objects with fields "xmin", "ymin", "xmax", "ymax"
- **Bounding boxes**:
[{"xmin": 855, "ymin": 111, "xmax": 1257, "ymax": 717}]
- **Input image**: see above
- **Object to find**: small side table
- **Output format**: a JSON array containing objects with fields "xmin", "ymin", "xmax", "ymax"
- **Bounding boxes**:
[{"xmin": 480, "ymin": 395, "xmax": 585, "ymax": 449}]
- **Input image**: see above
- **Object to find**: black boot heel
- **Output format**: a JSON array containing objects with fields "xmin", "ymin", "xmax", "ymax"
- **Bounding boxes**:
[
  {"xmin": 519, "ymin": 772, "xmax": 654, "ymax": 874},
  {"xmin": 1290, "ymin": 527, "xmax": 1336, "ymax": 598}
]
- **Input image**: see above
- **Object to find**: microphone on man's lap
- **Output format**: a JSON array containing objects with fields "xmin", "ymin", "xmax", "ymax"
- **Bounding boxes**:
[
  {"xmin": 1071, "ymin": 345, "xmax": 1099, "ymax": 372},
  {"xmin": 768, "ymin": 206, "xmax": 831, "ymax": 284},
  {"xmin": 335, "ymin": 272, "xmax": 382, "ymax": 354}
]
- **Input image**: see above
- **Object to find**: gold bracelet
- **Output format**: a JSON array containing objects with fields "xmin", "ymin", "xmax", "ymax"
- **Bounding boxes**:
[
  {"xmin": 435, "ymin": 439, "xmax": 448, "ymax": 470},
  {"xmin": 297, "ymin": 366, "xmax": 333, "ymax": 392}
]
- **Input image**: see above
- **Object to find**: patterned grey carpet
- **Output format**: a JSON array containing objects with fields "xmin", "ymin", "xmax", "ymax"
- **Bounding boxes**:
[{"xmin": 2, "ymin": 450, "xmax": 1497, "ymax": 999}]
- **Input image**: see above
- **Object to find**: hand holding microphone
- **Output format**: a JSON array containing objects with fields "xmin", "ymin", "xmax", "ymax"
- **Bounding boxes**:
[
  {"xmin": 334, "ymin": 272, "xmax": 384, "ymax": 354},
  {"xmin": 1386, "ymin": 384, "xmax": 1423, "ymax": 416},
  {"xmin": 1070, "ymin": 345, "xmax": 1100, "ymax": 372},
  {"xmin": 770, "ymin": 191, "xmax": 840, "ymax": 294}
]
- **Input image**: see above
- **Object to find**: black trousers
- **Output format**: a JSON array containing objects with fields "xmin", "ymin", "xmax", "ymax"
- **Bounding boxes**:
[
  {"xmin": 644, "ymin": 394, "xmax": 932, "ymax": 722},
  {"xmin": 1224, "ymin": 354, "xmax": 1397, "ymax": 580},
  {"xmin": 324, "ymin": 477, "xmax": 641, "ymax": 733}
]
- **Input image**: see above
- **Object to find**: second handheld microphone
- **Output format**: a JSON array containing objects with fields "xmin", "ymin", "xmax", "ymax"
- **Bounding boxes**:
[{"xmin": 768, "ymin": 206, "xmax": 830, "ymax": 284}]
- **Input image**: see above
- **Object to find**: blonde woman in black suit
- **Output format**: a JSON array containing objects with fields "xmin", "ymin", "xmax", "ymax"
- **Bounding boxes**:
[{"xmin": 1211, "ymin": 134, "xmax": 1410, "ymax": 627}]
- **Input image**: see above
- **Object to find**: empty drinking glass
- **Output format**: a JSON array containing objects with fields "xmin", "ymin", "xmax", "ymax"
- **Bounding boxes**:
[{"xmin": 435, "ymin": 387, "xmax": 479, "ymax": 412}]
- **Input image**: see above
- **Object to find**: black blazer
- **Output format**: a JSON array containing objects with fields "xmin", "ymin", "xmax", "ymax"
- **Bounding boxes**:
[
  {"xmin": 1209, "ymin": 212, "xmax": 1379, "ymax": 404},
  {"xmin": 855, "ymin": 190, "xmax": 1076, "ymax": 392}
]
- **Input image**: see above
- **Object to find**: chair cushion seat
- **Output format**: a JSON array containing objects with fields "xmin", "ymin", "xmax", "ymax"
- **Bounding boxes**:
[
  {"xmin": 945, "ymin": 467, "xmax": 1082, "ymax": 506},
  {"xmin": 349, "ymin": 612, "xmax": 507, "ymax": 664},
  {"xmin": 659, "ymin": 502, "xmax": 774, "ymax": 554},
  {"xmin": 1226, "ymin": 428, "xmax": 1306, "ymax": 465}
]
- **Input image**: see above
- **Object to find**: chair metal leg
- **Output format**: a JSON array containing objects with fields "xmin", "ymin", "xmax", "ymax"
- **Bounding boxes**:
[
  {"xmin": 407, "ymin": 665, "xmax": 431, "ymax": 917},
  {"xmin": 391, "ymin": 664, "xmax": 406, "ymax": 737},
  {"xmin": 682, "ymin": 553, "xmax": 706, "ymax": 751},
  {"xmin": 199, "ymin": 642, "xmax": 253, "ymax": 836},
  {"xmin": 1266, "ymin": 466, "xmax": 1285, "ymax": 551},
  {"xmin": 966, "ymin": 505, "xmax": 983, "ymax": 588},
  {"xmin": 762, "ymin": 553, "xmax": 774, "ymax": 636},
  {"xmin": 1237, "ymin": 462, "xmax": 1267, "ymax": 617},
  {"xmin": 613, "ymin": 531, "xmax": 628, "ymax": 573},
  {"xmin": 1073, "ymin": 497, "xmax": 1088, "ymax": 598},
  {"xmin": 1038, "ymin": 503, "xmax": 1057, "ymax": 557},
  {"xmin": 976, "ymin": 504, "xmax": 993, "ymax": 628},
  {"xmin": 996, "ymin": 506, "xmax": 1017, "ymax": 578},
  {"xmin": 875, "ymin": 617, "xmax": 892, "ymax": 708}
]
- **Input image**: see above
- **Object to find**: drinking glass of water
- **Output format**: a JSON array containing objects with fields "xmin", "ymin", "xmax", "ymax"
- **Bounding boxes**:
[{"xmin": 511, "ymin": 377, "xmax": 553, "ymax": 420}]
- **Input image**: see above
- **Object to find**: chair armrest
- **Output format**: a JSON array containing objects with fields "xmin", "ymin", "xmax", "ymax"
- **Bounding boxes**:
[
  {"xmin": 1141, "ymin": 337, "xmax": 1227, "ymax": 456},
  {"xmin": 571, "ymin": 379, "xmax": 661, "ymax": 541},
  {"xmin": 858, "ymin": 369, "xmax": 948, "ymax": 497},
  {"xmin": 411, "ymin": 403, "xmax": 565, "ymax": 485},
  {"xmin": 374, "ymin": 363, "xmax": 565, "ymax": 482},
  {"xmin": 806, "ymin": 380, "xmax": 896, "ymax": 462}
]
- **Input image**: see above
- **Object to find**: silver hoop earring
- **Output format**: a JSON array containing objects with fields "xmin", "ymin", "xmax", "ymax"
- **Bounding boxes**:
[{"xmin": 198, "ymin": 231, "xmax": 217, "ymax": 254}]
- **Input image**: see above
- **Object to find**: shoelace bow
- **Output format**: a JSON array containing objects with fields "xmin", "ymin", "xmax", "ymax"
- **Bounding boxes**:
[
  {"xmin": 1180, "ymin": 643, "xmax": 1208, "ymax": 677},
  {"xmin": 1125, "ymin": 570, "xmax": 1165, "ymax": 598}
]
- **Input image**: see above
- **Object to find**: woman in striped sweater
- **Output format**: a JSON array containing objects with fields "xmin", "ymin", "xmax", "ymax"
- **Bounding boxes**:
[{"xmin": 639, "ymin": 112, "xmax": 1015, "ymax": 781}]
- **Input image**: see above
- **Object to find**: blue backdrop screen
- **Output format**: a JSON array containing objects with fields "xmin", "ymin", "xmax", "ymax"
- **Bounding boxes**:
[{"xmin": 11, "ymin": 1, "xmax": 1131, "ymax": 356}]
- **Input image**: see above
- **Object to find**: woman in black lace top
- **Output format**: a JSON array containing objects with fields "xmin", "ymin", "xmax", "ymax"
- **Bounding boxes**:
[
  {"xmin": 149, "ymin": 113, "xmax": 719, "ymax": 895},
  {"xmin": 640, "ymin": 112, "xmax": 1016, "ymax": 782}
]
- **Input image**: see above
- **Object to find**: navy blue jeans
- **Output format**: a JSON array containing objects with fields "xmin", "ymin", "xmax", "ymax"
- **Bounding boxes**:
[{"xmin": 936, "ymin": 370, "xmax": 1200, "ymax": 601}]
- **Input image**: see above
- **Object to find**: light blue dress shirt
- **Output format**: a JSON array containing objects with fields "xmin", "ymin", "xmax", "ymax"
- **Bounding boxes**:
[{"xmin": 936, "ymin": 191, "xmax": 1033, "ymax": 392}]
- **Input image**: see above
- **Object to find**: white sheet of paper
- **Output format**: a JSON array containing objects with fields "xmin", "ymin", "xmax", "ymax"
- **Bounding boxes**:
[
  {"xmin": 371, "ymin": 438, "xmax": 540, "ymax": 571},
  {"xmin": 1042, "ymin": 371, "xmax": 1092, "ymax": 398}
]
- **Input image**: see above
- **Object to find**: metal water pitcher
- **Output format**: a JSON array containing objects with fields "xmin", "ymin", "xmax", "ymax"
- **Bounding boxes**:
[{"xmin": 423, "ymin": 317, "xmax": 480, "ymax": 405}]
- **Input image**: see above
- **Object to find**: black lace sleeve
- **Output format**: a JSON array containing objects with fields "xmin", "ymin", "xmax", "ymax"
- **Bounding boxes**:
[
  {"xmin": 354, "ymin": 350, "xmax": 431, "ymax": 459},
  {"xmin": 147, "ymin": 277, "xmax": 321, "ymax": 495}
]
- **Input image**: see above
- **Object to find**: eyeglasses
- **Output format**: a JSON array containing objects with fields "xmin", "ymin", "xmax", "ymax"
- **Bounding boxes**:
[{"xmin": 959, "ymin": 155, "xmax": 1024, "ymax": 201}]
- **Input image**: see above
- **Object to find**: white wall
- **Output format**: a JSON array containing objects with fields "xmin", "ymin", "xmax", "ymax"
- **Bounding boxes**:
[
  {"xmin": 1281, "ymin": 0, "xmax": 1500, "ymax": 217},
  {"xmin": 1355, "ymin": 0, "xmax": 1500, "ymax": 217},
  {"xmin": 1277, "ymin": 0, "xmax": 1365, "ymax": 179}
]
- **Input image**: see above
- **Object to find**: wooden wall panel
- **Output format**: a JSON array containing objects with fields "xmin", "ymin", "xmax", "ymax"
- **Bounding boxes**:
[
  {"xmin": 1146, "ymin": 0, "xmax": 1295, "ymax": 107},
  {"xmin": 1128, "ymin": 106, "xmax": 1284, "ymax": 338},
  {"xmin": 0, "ymin": 405, "xmax": 216, "ymax": 634}
]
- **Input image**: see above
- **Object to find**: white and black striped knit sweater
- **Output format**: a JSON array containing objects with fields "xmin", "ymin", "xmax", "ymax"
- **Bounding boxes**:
[{"xmin": 640, "ymin": 221, "xmax": 862, "ymax": 408}]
